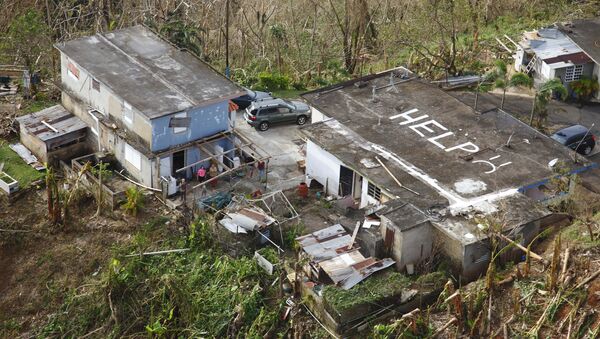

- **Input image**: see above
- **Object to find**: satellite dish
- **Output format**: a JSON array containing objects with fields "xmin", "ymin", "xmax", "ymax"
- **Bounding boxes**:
[{"xmin": 548, "ymin": 158, "xmax": 559, "ymax": 168}]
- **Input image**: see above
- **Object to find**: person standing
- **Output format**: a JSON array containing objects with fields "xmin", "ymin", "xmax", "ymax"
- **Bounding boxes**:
[
  {"xmin": 257, "ymin": 160, "xmax": 266, "ymax": 183},
  {"xmin": 197, "ymin": 166, "xmax": 206, "ymax": 183},
  {"xmin": 209, "ymin": 162, "xmax": 219, "ymax": 188}
]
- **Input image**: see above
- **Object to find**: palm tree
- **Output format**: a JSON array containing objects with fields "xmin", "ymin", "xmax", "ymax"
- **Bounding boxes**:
[
  {"xmin": 529, "ymin": 78, "xmax": 568, "ymax": 127},
  {"xmin": 486, "ymin": 60, "xmax": 533, "ymax": 110}
]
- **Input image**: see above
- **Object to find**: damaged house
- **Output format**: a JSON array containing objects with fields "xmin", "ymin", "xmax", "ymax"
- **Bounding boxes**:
[
  {"xmin": 300, "ymin": 69, "xmax": 596, "ymax": 281},
  {"xmin": 514, "ymin": 19, "xmax": 600, "ymax": 98},
  {"xmin": 53, "ymin": 25, "xmax": 262, "ymax": 191}
]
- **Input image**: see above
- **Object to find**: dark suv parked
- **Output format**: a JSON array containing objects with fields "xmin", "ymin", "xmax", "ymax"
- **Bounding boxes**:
[
  {"xmin": 551, "ymin": 124, "xmax": 596, "ymax": 155},
  {"xmin": 244, "ymin": 99, "xmax": 311, "ymax": 131},
  {"xmin": 231, "ymin": 88, "xmax": 272, "ymax": 110}
]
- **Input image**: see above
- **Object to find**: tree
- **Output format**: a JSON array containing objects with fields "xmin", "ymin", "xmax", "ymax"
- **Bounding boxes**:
[
  {"xmin": 3, "ymin": 10, "xmax": 51, "ymax": 73},
  {"xmin": 529, "ymin": 78, "xmax": 567, "ymax": 128},
  {"xmin": 570, "ymin": 77, "xmax": 599, "ymax": 107},
  {"xmin": 486, "ymin": 61, "xmax": 533, "ymax": 110},
  {"xmin": 160, "ymin": 16, "xmax": 204, "ymax": 57},
  {"xmin": 328, "ymin": 0, "xmax": 378, "ymax": 74}
]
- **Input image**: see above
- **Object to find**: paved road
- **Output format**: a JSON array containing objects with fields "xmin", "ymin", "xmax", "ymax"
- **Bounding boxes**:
[{"xmin": 449, "ymin": 90, "xmax": 600, "ymax": 156}]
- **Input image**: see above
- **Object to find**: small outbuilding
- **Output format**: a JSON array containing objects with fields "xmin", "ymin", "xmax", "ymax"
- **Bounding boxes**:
[{"xmin": 16, "ymin": 105, "xmax": 88, "ymax": 166}]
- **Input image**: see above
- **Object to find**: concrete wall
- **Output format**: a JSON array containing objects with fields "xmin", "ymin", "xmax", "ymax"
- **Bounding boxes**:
[
  {"xmin": 19, "ymin": 125, "xmax": 48, "ymax": 162},
  {"xmin": 60, "ymin": 52, "xmax": 153, "ymax": 148},
  {"xmin": 311, "ymin": 107, "xmax": 328, "ymax": 124},
  {"xmin": 62, "ymin": 92, "xmax": 155, "ymax": 187},
  {"xmin": 306, "ymin": 140, "xmax": 341, "ymax": 196},
  {"xmin": 151, "ymin": 100, "xmax": 230, "ymax": 152},
  {"xmin": 432, "ymin": 225, "xmax": 465, "ymax": 278},
  {"xmin": 594, "ymin": 64, "xmax": 600, "ymax": 100},
  {"xmin": 380, "ymin": 216, "xmax": 433, "ymax": 271},
  {"xmin": 401, "ymin": 222, "xmax": 434, "ymax": 269}
]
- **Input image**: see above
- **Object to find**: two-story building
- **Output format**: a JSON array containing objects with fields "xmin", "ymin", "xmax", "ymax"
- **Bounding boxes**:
[{"xmin": 54, "ymin": 25, "xmax": 248, "ymax": 189}]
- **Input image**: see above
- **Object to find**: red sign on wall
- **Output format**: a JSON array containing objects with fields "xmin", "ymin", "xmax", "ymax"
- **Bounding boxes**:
[{"xmin": 67, "ymin": 61, "xmax": 80, "ymax": 79}]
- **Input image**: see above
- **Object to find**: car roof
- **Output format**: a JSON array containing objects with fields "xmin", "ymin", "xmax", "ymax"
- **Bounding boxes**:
[
  {"xmin": 552, "ymin": 124, "xmax": 589, "ymax": 137},
  {"xmin": 249, "ymin": 98, "xmax": 289, "ymax": 109}
]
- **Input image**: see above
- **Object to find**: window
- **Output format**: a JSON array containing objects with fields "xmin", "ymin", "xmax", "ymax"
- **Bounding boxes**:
[
  {"xmin": 92, "ymin": 78, "xmax": 100, "ymax": 91},
  {"xmin": 124, "ymin": 143, "xmax": 141, "ymax": 171},
  {"xmin": 564, "ymin": 64, "xmax": 584, "ymax": 82},
  {"xmin": 123, "ymin": 101, "xmax": 133, "ymax": 125},
  {"xmin": 172, "ymin": 112, "xmax": 188, "ymax": 133},
  {"xmin": 367, "ymin": 181, "xmax": 381, "ymax": 201},
  {"xmin": 67, "ymin": 61, "xmax": 79, "ymax": 80}
]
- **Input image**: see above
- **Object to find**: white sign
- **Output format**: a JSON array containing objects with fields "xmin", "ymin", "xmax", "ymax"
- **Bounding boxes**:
[{"xmin": 390, "ymin": 108, "xmax": 511, "ymax": 173}]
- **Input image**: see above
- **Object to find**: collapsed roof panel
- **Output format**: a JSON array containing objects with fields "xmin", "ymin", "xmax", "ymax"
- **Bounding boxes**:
[{"xmin": 297, "ymin": 224, "xmax": 395, "ymax": 290}]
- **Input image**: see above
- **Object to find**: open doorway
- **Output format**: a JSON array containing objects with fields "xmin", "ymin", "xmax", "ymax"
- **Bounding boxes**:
[
  {"xmin": 339, "ymin": 165, "xmax": 354, "ymax": 196},
  {"xmin": 172, "ymin": 150, "xmax": 185, "ymax": 178}
]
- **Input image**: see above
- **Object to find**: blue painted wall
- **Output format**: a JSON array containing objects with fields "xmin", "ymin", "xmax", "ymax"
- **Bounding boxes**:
[{"xmin": 151, "ymin": 100, "xmax": 230, "ymax": 152}]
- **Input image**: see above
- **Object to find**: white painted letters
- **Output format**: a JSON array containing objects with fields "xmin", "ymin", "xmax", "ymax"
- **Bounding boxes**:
[
  {"xmin": 391, "ymin": 106, "xmax": 511, "ymax": 174},
  {"xmin": 409, "ymin": 119, "xmax": 448, "ymax": 137},
  {"xmin": 445, "ymin": 142, "xmax": 480, "ymax": 153},
  {"xmin": 390, "ymin": 108, "xmax": 429, "ymax": 125},
  {"xmin": 428, "ymin": 131, "xmax": 454, "ymax": 149}
]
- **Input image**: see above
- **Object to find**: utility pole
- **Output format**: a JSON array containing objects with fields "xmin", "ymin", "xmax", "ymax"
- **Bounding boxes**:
[{"xmin": 225, "ymin": 0, "xmax": 230, "ymax": 78}]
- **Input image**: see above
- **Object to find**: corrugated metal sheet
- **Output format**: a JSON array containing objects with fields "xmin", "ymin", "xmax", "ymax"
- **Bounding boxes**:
[{"xmin": 297, "ymin": 224, "xmax": 395, "ymax": 289}]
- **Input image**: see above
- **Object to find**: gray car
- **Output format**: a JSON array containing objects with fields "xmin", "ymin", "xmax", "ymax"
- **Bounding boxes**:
[{"xmin": 244, "ymin": 98, "xmax": 311, "ymax": 131}]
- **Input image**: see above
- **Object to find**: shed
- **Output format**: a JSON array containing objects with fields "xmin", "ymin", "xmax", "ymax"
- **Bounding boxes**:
[{"xmin": 16, "ymin": 105, "xmax": 88, "ymax": 165}]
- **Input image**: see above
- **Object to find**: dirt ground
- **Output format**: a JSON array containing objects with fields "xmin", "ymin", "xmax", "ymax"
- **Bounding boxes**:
[{"xmin": 0, "ymin": 186, "xmax": 183, "ymax": 335}]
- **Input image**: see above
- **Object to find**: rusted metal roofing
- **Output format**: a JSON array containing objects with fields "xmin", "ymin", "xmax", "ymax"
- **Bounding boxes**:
[{"xmin": 297, "ymin": 224, "xmax": 395, "ymax": 290}]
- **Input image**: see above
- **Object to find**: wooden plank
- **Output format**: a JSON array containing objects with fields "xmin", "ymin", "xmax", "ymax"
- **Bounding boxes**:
[{"xmin": 41, "ymin": 120, "xmax": 59, "ymax": 133}]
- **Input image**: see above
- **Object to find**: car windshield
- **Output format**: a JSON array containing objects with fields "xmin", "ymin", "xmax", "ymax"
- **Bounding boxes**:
[{"xmin": 282, "ymin": 100, "xmax": 295, "ymax": 109}]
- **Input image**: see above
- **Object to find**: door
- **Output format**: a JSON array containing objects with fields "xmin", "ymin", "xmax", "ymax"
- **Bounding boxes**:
[
  {"xmin": 339, "ymin": 165, "xmax": 354, "ymax": 197},
  {"xmin": 353, "ymin": 173, "xmax": 362, "ymax": 199},
  {"xmin": 172, "ymin": 150, "xmax": 185, "ymax": 178},
  {"xmin": 384, "ymin": 227, "xmax": 395, "ymax": 257},
  {"xmin": 259, "ymin": 108, "xmax": 278, "ymax": 124},
  {"xmin": 160, "ymin": 156, "xmax": 171, "ymax": 178},
  {"xmin": 278, "ymin": 107, "xmax": 294, "ymax": 122}
]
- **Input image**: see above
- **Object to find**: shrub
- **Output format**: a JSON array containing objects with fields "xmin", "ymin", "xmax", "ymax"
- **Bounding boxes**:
[
  {"xmin": 255, "ymin": 72, "xmax": 290, "ymax": 91},
  {"xmin": 122, "ymin": 186, "xmax": 144, "ymax": 216}
]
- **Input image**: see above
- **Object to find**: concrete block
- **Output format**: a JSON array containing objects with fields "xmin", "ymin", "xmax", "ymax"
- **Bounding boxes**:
[{"xmin": 0, "ymin": 172, "xmax": 19, "ymax": 195}]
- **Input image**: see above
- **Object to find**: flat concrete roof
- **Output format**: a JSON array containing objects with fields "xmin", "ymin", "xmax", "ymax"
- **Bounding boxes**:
[
  {"xmin": 55, "ymin": 25, "xmax": 245, "ymax": 119},
  {"xmin": 301, "ymin": 70, "xmax": 593, "ymax": 243},
  {"xmin": 559, "ymin": 18, "xmax": 600, "ymax": 65},
  {"xmin": 16, "ymin": 105, "xmax": 87, "ymax": 142}
]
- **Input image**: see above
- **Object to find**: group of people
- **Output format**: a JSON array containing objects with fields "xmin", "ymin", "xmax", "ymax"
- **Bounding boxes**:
[
  {"xmin": 195, "ymin": 153, "xmax": 266, "ymax": 188},
  {"xmin": 196, "ymin": 162, "xmax": 220, "ymax": 188}
]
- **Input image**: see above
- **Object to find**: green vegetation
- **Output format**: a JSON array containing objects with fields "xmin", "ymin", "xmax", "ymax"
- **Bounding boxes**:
[
  {"xmin": 323, "ymin": 272, "xmax": 411, "ymax": 314},
  {"xmin": 571, "ymin": 76, "xmax": 600, "ymax": 105},
  {"xmin": 415, "ymin": 271, "xmax": 448, "ymax": 291},
  {"xmin": 563, "ymin": 220, "xmax": 600, "ymax": 250},
  {"xmin": 122, "ymin": 186, "xmax": 145, "ymax": 216},
  {"xmin": 21, "ymin": 99, "xmax": 56, "ymax": 114},
  {"xmin": 0, "ymin": 140, "xmax": 44, "ymax": 188},
  {"xmin": 39, "ymin": 217, "xmax": 283, "ymax": 338}
]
